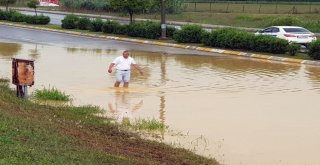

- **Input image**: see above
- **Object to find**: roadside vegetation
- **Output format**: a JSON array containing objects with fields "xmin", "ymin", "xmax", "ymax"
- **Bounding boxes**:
[
  {"xmin": 32, "ymin": 87, "xmax": 71, "ymax": 101},
  {"xmin": 129, "ymin": 119, "xmax": 167, "ymax": 131},
  {"xmin": 0, "ymin": 9, "xmax": 50, "ymax": 25},
  {"xmin": 0, "ymin": 79, "xmax": 218, "ymax": 164}
]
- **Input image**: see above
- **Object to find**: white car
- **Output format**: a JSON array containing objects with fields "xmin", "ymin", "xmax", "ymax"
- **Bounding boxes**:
[{"xmin": 255, "ymin": 26, "xmax": 317, "ymax": 46}]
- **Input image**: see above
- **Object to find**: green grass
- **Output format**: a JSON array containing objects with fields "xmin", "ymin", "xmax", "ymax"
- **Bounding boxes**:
[
  {"xmin": 33, "ymin": 87, "xmax": 71, "ymax": 101},
  {"xmin": 129, "ymin": 119, "xmax": 167, "ymax": 131},
  {"xmin": 0, "ymin": 79, "xmax": 219, "ymax": 164}
]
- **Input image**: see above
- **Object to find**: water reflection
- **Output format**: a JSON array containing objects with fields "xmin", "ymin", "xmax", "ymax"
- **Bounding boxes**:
[
  {"xmin": 1, "ymin": 41, "xmax": 320, "ymax": 165},
  {"xmin": 0, "ymin": 42, "xmax": 22, "ymax": 57},
  {"xmin": 108, "ymin": 90, "xmax": 143, "ymax": 124},
  {"xmin": 174, "ymin": 55, "xmax": 300, "ymax": 74},
  {"xmin": 28, "ymin": 44, "xmax": 40, "ymax": 59}
]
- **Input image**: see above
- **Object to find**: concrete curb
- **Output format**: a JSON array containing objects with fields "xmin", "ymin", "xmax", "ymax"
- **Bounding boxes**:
[{"xmin": 1, "ymin": 21, "xmax": 320, "ymax": 66}]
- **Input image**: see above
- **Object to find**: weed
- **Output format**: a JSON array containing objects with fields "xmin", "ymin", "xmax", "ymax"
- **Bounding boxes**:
[{"xmin": 32, "ymin": 87, "xmax": 71, "ymax": 101}]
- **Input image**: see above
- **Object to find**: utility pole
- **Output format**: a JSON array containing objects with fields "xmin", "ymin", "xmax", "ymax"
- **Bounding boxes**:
[{"xmin": 160, "ymin": 0, "xmax": 167, "ymax": 39}]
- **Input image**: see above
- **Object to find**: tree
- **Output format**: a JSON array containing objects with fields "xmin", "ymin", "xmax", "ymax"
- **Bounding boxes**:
[
  {"xmin": 0, "ymin": 0, "xmax": 17, "ymax": 11},
  {"xmin": 111, "ymin": 0, "xmax": 151, "ymax": 24},
  {"xmin": 27, "ymin": 0, "xmax": 39, "ymax": 16}
]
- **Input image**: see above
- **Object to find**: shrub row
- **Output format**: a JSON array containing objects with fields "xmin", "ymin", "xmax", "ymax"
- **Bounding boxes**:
[
  {"xmin": 61, "ymin": 15, "xmax": 320, "ymax": 59},
  {"xmin": 308, "ymin": 40, "xmax": 320, "ymax": 60},
  {"xmin": 0, "ymin": 10, "xmax": 50, "ymax": 25},
  {"xmin": 176, "ymin": 25, "xmax": 288, "ymax": 54},
  {"xmin": 61, "ymin": 15, "xmax": 176, "ymax": 39}
]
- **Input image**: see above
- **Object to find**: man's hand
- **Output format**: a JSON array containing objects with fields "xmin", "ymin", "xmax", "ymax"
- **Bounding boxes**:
[{"xmin": 139, "ymin": 70, "xmax": 144, "ymax": 75}]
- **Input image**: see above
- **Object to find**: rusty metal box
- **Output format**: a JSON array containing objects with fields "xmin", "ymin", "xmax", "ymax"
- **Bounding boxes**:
[{"xmin": 12, "ymin": 58, "xmax": 34, "ymax": 86}]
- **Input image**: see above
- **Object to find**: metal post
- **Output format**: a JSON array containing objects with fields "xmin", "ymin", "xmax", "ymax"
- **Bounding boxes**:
[{"xmin": 160, "ymin": 0, "xmax": 167, "ymax": 39}]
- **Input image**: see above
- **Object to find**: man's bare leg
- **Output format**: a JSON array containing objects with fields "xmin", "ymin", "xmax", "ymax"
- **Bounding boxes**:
[
  {"xmin": 114, "ymin": 82, "xmax": 121, "ymax": 87},
  {"xmin": 123, "ymin": 82, "xmax": 129, "ymax": 88}
]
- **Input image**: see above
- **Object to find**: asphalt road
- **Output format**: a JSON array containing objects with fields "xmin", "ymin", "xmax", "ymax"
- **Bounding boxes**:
[
  {"xmin": 19, "ymin": 10, "xmax": 130, "ymax": 26},
  {"xmin": 0, "ymin": 24, "xmax": 220, "ymax": 56}
]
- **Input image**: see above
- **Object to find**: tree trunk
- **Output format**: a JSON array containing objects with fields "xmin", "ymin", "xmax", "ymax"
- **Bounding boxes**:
[
  {"xmin": 35, "ymin": 8, "xmax": 37, "ymax": 16},
  {"xmin": 6, "ymin": 3, "xmax": 9, "ymax": 12},
  {"xmin": 129, "ymin": 12, "xmax": 133, "ymax": 24}
]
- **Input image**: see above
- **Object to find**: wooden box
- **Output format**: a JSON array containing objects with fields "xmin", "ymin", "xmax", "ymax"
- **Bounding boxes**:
[{"xmin": 12, "ymin": 58, "xmax": 34, "ymax": 86}]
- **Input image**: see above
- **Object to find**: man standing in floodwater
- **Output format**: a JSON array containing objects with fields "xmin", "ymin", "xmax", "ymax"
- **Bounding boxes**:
[{"xmin": 108, "ymin": 50, "xmax": 144, "ymax": 87}]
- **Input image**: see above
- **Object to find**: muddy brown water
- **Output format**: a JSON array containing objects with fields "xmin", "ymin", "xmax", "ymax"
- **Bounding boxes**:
[{"xmin": 1, "ymin": 41, "xmax": 320, "ymax": 165}]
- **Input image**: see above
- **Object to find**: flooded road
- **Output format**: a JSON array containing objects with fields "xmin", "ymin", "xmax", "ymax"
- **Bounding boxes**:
[{"xmin": 1, "ymin": 26, "xmax": 320, "ymax": 165}]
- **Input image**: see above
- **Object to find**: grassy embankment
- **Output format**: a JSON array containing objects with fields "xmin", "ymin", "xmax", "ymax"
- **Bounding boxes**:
[{"xmin": 0, "ymin": 78, "xmax": 218, "ymax": 164}]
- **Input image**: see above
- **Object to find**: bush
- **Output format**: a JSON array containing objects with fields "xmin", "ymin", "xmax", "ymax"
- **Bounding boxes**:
[
  {"xmin": 114, "ymin": 24, "xmax": 129, "ymax": 35},
  {"xmin": 308, "ymin": 40, "xmax": 320, "ymax": 60},
  {"xmin": 89, "ymin": 18, "xmax": 104, "ymax": 32},
  {"xmin": 127, "ymin": 23, "xmax": 146, "ymax": 38},
  {"xmin": 268, "ymin": 16, "xmax": 302, "ymax": 26},
  {"xmin": 8, "ymin": 11, "xmax": 25, "ymax": 22},
  {"xmin": 80, "ymin": 0, "xmax": 96, "ymax": 10},
  {"xmin": 77, "ymin": 17, "xmax": 91, "ymax": 30},
  {"xmin": 0, "ymin": 10, "xmax": 8, "ymax": 20},
  {"xmin": 252, "ymin": 35, "xmax": 288, "ymax": 54},
  {"xmin": 166, "ymin": 26, "xmax": 176, "ymax": 38},
  {"xmin": 102, "ymin": 20, "xmax": 120, "ymax": 34},
  {"xmin": 25, "ymin": 15, "xmax": 50, "ymax": 25},
  {"xmin": 173, "ymin": 24, "xmax": 204, "ymax": 43},
  {"xmin": 144, "ymin": 22, "xmax": 161, "ymax": 39},
  {"xmin": 286, "ymin": 43, "xmax": 301, "ymax": 56},
  {"xmin": 61, "ymin": 14, "xmax": 79, "ymax": 29},
  {"xmin": 202, "ymin": 28, "xmax": 288, "ymax": 54}
]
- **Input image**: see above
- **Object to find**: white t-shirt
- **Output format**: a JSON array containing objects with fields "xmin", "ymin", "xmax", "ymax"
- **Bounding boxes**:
[{"xmin": 112, "ymin": 56, "xmax": 136, "ymax": 70}]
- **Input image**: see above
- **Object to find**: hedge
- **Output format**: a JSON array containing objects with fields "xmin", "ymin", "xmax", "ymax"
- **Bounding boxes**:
[
  {"xmin": 25, "ymin": 15, "xmax": 50, "ymax": 25},
  {"xmin": 61, "ymin": 14, "xmax": 79, "ymax": 29},
  {"xmin": 202, "ymin": 28, "xmax": 288, "ymax": 54},
  {"xmin": 308, "ymin": 40, "xmax": 320, "ymax": 60},
  {"xmin": 173, "ymin": 24, "xmax": 204, "ymax": 43},
  {"xmin": 0, "ymin": 10, "xmax": 50, "ymax": 25}
]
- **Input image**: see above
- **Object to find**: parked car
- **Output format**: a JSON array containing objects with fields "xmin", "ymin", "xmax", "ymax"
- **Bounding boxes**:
[{"xmin": 255, "ymin": 26, "xmax": 317, "ymax": 47}]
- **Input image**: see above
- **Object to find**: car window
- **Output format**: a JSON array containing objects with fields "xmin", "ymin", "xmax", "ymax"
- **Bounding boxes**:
[
  {"xmin": 272, "ymin": 28, "xmax": 279, "ymax": 33},
  {"xmin": 262, "ymin": 28, "xmax": 273, "ymax": 33},
  {"xmin": 283, "ymin": 28, "xmax": 310, "ymax": 33}
]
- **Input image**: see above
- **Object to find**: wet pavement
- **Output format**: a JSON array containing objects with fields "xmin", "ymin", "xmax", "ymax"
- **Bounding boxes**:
[{"xmin": 1, "ymin": 25, "xmax": 320, "ymax": 165}]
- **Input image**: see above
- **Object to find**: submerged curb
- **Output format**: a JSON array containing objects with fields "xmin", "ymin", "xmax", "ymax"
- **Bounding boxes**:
[{"xmin": 2, "ymin": 22, "xmax": 320, "ymax": 66}]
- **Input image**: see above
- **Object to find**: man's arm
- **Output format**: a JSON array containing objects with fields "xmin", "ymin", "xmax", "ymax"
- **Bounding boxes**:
[
  {"xmin": 108, "ymin": 63, "xmax": 115, "ymax": 73},
  {"xmin": 132, "ymin": 64, "xmax": 144, "ymax": 75}
]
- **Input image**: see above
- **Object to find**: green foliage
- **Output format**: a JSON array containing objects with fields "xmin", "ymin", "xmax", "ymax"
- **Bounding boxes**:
[
  {"xmin": 173, "ymin": 24, "xmax": 204, "ymax": 43},
  {"xmin": 102, "ymin": 20, "xmax": 121, "ymax": 34},
  {"xmin": 150, "ymin": 0, "xmax": 186, "ymax": 14},
  {"xmin": 80, "ymin": 0, "xmax": 95, "ymax": 10},
  {"xmin": 7, "ymin": 11, "xmax": 25, "ymax": 22},
  {"xmin": 77, "ymin": 17, "xmax": 91, "ymax": 30},
  {"xmin": 60, "ymin": 0, "xmax": 111, "ymax": 11},
  {"xmin": 89, "ymin": 18, "xmax": 104, "ymax": 32},
  {"xmin": 127, "ymin": 22, "xmax": 161, "ymax": 39},
  {"xmin": 166, "ymin": 26, "xmax": 177, "ymax": 38},
  {"xmin": 268, "ymin": 16, "xmax": 302, "ymax": 26},
  {"xmin": 27, "ymin": 0, "xmax": 39, "ymax": 15},
  {"xmin": 130, "ymin": 119, "xmax": 167, "ymax": 131},
  {"xmin": 61, "ymin": 14, "xmax": 79, "ymax": 29},
  {"xmin": 0, "ymin": 10, "xmax": 8, "ymax": 20},
  {"xmin": 110, "ymin": 0, "xmax": 152, "ymax": 23},
  {"xmin": 308, "ymin": 40, "xmax": 320, "ymax": 60},
  {"xmin": 286, "ymin": 43, "xmax": 301, "ymax": 56},
  {"xmin": 202, "ymin": 28, "xmax": 288, "ymax": 54},
  {"xmin": 25, "ymin": 15, "xmax": 50, "ymax": 25},
  {"xmin": 252, "ymin": 35, "xmax": 288, "ymax": 54},
  {"xmin": 0, "ymin": 0, "xmax": 17, "ymax": 11},
  {"xmin": 33, "ymin": 87, "xmax": 70, "ymax": 101}
]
